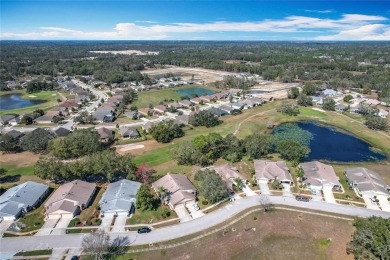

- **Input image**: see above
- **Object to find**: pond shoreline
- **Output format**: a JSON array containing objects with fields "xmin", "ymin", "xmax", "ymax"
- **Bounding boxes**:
[{"xmin": 274, "ymin": 120, "xmax": 388, "ymax": 163}]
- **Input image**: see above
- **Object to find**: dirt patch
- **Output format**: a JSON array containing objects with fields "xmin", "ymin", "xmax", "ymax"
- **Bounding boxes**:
[
  {"xmin": 123, "ymin": 210, "xmax": 354, "ymax": 260},
  {"xmin": 0, "ymin": 152, "xmax": 40, "ymax": 167},
  {"xmin": 116, "ymin": 144, "xmax": 145, "ymax": 153},
  {"xmin": 116, "ymin": 140, "xmax": 165, "ymax": 156}
]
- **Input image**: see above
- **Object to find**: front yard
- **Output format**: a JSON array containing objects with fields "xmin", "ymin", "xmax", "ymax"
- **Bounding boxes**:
[{"xmin": 126, "ymin": 205, "xmax": 178, "ymax": 225}]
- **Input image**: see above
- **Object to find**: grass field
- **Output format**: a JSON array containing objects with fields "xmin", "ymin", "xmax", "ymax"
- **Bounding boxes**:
[
  {"xmin": 0, "ymin": 90, "xmax": 65, "ymax": 116},
  {"xmin": 117, "ymin": 209, "xmax": 354, "ymax": 260},
  {"xmin": 132, "ymin": 85, "xmax": 217, "ymax": 108}
]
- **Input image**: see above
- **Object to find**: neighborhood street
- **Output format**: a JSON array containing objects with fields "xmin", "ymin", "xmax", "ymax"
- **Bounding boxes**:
[{"xmin": 1, "ymin": 195, "xmax": 389, "ymax": 254}]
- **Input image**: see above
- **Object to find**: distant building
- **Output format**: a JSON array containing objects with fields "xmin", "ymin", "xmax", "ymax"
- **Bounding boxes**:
[
  {"xmin": 0, "ymin": 114, "xmax": 20, "ymax": 126},
  {"xmin": 322, "ymin": 89, "xmax": 337, "ymax": 97},
  {"xmin": 97, "ymin": 127, "xmax": 114, "ymax": 142}
]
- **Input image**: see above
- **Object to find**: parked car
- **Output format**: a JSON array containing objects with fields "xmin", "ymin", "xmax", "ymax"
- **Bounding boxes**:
[
  {"xmin": 137, "ymin": 227, "xmax": 151, "ymax": 234},
  {"xmin": 295, "ymin": 196, "xmax": 310, "ymax": 202},
  {"xmin": 193, "ymin": 203, "xmax": 200, "ymax": 211}
]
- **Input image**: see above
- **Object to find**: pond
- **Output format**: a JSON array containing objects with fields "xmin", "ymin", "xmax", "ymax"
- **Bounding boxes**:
[
  {"xmin": 0, "ymin": 93, "xmax": 45, "ymax": 110},
  {"xmin": 174, "ymin": 87, "xmax": 215, "ymax": 97},
  {"xmin": 275, "ymin": 121, "xmax": 387, "ymax": 162}
]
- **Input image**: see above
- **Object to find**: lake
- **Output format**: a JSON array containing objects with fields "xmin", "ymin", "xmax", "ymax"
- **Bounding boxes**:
[
  {"xmin": 0, "ymin": 93, "xmax": 45, "ymax": 110},
  {"xmin": 276, "ymin": 121, "xmax": 387, "ymax": 162},
  {"xmin": 175, "ymin": 87, "xmax": 215, "ymax": 97}
]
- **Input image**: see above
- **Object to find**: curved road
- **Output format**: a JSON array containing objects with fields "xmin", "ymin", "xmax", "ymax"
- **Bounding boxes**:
[{"xmin": 1, "ymin": 195, "xmax": 389, "ymax": 254}]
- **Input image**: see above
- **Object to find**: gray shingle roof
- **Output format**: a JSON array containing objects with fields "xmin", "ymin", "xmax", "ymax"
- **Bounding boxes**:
[
  {"xmin": 99, "ymin": 180, "xmax": 141, "ymax": 213},
  {"xmin": 0, "ymin": 181, "xmax": 49, "ymax": 218}
]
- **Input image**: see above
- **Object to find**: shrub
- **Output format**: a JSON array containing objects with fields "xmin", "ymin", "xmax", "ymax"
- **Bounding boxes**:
[{"xmin": 202, "ymin": 200, "xmax": 209, "ymax": 205}]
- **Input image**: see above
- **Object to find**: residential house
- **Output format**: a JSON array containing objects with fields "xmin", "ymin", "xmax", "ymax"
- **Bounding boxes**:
[
  {"xmin": 49, "ymin": 107, "xmax": 69, "ymax": 116},
  {"xmin": 322, "ymin": 89, "xmax": 338, "ymax": 97},
  {"xmin": 142, "ymin": 122, "xmax": 155, "ymax": 132},
  {"xmin": 54, "ymin": 127, "xmax": 71, "ymax": 137},
  {"xmin": 34, "ymin": 115, "xmax": 55, "ymax": 124},
  {"xmin": 199, "ymin": 95, "xmax": 213, "ymax": 103},
  {"xmin": 254, "ymin": 160, "xmax": 293, "ymax": 185},
  {"xmin": 178, "ymin": 100, "xmax": 193, "ymax": 107},
  {"xmin": 378, "ymin": 109, "xmax": 389, "ymax": 118},
  {"xmin": 0, "ymin": 114, "xmax": 20, "ymax": 126},
  {"xmin": 154, "ymin": 105, "xmax": 168, "ymax": 114},
  {"xmin": 119, "ymin": 126, "xmax": 140, "ymax": 139},
  {"xmin": 242, "ymin": 97, "xmax": 264, "ymax": 108},
  {"xmin": 345, "ymin": 167, "xmax": 390, "ymax": 198},
  {"xmin": 60, "ymin": 81, "xmax": 77, "ymax": 91},
  {"xmin": 219, "ymin": 105, "xmax": 235, "ymax": 114},
  {"xmin": 0, "ymin": 182, "xmax": 50, "ymax": 221},
  {"xmin": 152, "ymin": 173, "xmax": 196, "ymax": 210},
  {"xmin": 311, "ymin": 96, "xmax": 324, "ymax": 106},
  {"xmin": 174, "ymin": 115, "xmax": 190, "ymax": 125},
  {"xmin": 44, "ymin": 180, "xmax": 96, "ymax": 218},
  {"xmin": 365, "ymin": 99, "xmax": 381, "ymax": 106},
  {"xmin": 138, "ymin": 108, "xmax": 153, "ymax": 117},
  {"xmin": 6, "ymin": 130, "xmax": 24, "ymax": 139},
  {"xmin": 125, "ymin": 111, "xmax": 142, "ymax": 120},
  {"xmin": 99, "ymin": 180, "xmax": 141, "ymax": 216},
  {"xmin": 97, "ymin": 127, "xmax": 114, "ymax": 142},
  {"xmin": 231, "ymin": 102, "xmax": 245, "ymax": 110},
  {"xmin": 168, "ymin": 102, "xmax": 183, "ymax": 109},
  {"xmin": 46, "ymin": 111, "xmax": 61, "ymax": 117},
  {"xmin": 299, "ymin": 161, "xmax": 341, "ymax": 190},
  {"xmin": 59, "ymin": 100, "xmax": 78, "ymax": 109},
  {"xmin": 190, "ymin": 97, "xmax": 202, "ymax": 104},
  {"xmin": 208, "ymin": 164, "xmax": 246, "ymax": 191},
  {"xmin": 207, "ymin": 107, "xmax": 228, "ymax": 117},
  {"xmin": 335, "ymin": 104, "xmax": 348, "ymax": 112},
  {"xmin": 93, "ymin": 110, "xmax": 115, "ymax": 123}
]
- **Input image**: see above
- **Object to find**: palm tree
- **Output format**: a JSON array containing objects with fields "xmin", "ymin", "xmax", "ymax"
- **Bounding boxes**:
[{"xmin": 157, "ymin": 186, "xmax": 167, "ymax": 204}]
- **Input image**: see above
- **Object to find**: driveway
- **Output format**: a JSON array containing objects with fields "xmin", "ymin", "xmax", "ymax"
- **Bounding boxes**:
[
  {"xmin": 323, "ymin": 186, "xmax": 336, "ymax": 204},
  {"xmin": 49, "ymin": 248, "xmax": 67, "ymax": 260},
  {"xmin": 0, "ymin": 220, "xmax": 13, "ymax": 236},
  {"xmin": 242, "ymin": 185, "xmax": 256, "ymax": 196},
  {"xmin": 377, "ymin": 195, "xmax": 390, "ymax": 212},
  {"xmin": 174, "ymin": 204, "xmax": 192, "ymax": 223},
  {"xmin": 363, "ymin": 195, "xmax": 381, "ymax": 210},
  {"xmin": 258, "ymin": 181, "xmax": 270, "ymax": 195},
  {"xmin": 99, "ymin": 213, "xmax": 115, "ymax": 231},
  {"xmin": 35, "ymin": 217, "xmax": 60, "ymax": 236},
  {"xmin": 51, "ymin": 216, "xmax": 72, "ymax": 235},
  {"xmin": 111, "ymin": 214, "xmax": 127, "ymax": 233},
  {"xmin": 311, "ymin": 189, "xmax": 323, "ymax": 202},
  {"xmin": 186, "ymin": 203, "xmax": 205, "ymax": 219},
  {"xmin": 282, "ymin": 184, "xmax": 293, "ymax": 197}
]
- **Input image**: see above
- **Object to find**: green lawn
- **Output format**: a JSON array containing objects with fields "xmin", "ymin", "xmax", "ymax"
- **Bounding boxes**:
[
  {"xmin": 133, "ymin": 89, "xmax": 181, "ymax": 108},
  {"xmin": 127, "ymin": 206, "xmax": 177, "ymax": 225},
  {"xmin": 300, "ymin": 107, "xmax": 326, "ymax": 117},
  {"xmin": 1, "ymin": 164, "xmax": 35, "ymax": 176},
  {"xmin": 0, "ymin": 90, "xmax": 63, "ymax": 115},
  {"xmin": 133, "ymin": 85, "xmax": 216, "ymax": 108},
  {"xmin": 15, "ymin": 249, "xmax": 52, "ymax": 257}
]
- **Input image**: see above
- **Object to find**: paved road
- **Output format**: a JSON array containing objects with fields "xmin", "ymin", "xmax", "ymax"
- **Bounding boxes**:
[{"xmin": 2, "ymin": 195, "xmax": 390, "ymax": 254}]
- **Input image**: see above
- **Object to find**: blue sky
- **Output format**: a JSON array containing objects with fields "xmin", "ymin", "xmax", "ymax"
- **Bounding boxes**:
[{"xmin": 1, "ymin": 1, "xmax": 390, "ymax": 40}]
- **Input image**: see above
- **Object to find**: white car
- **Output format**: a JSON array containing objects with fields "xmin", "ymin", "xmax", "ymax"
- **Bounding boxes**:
[{"xmin": 193, "ymin": 204, "xmax": 200, "ymax": 211}]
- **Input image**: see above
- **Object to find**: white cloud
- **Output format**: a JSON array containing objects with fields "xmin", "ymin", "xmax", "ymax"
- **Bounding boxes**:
[
  {"xmin": 304, "ymin": 9, "xmax": 335, "ymax": 14},
  {"xmin": 1, "ymin": 14, "xmax": 389, "ymax": 40},
  {"xmin": 315, "ymin": 24, "xmax": 390, "ymax": 40}
]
